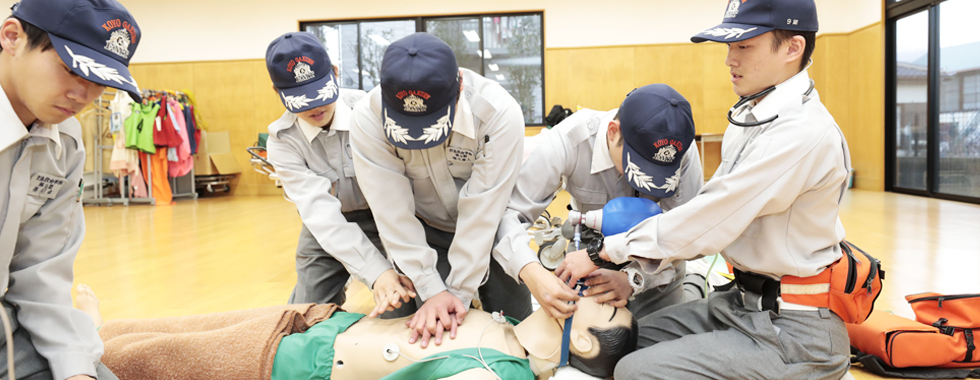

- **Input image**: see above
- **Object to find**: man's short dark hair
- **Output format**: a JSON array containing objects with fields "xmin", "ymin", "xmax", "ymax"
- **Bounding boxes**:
[
  {"xmin": 771, "ymin": 29, "xmax": 815, "ymax": 72},
  {"xmin": 568, "ymin": 317, "xmax": 639, "ymax": 379},
  {"xmin": 0, "ymin": 16, "xmax": 53, "ymax": 52}
]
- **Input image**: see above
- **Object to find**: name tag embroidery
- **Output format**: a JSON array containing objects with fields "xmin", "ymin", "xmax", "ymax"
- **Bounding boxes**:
[
  {"xmin": 447, "ymin": 147, "xmax": 474, "ymax": 162},
  {"xmin": 29, "ymin": 172, "xmax": 67, "ymax": 199}
]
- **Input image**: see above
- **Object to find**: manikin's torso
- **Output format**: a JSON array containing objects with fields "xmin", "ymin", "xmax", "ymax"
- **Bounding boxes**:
[{"xmin": 330, "ymin": 309, "xmax": 527, "ymax": 380}]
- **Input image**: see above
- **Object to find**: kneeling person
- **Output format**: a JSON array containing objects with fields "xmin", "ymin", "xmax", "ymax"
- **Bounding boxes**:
[
  {"xmin": 265, "ymin": 32, "xmax": 414, "ymax": 318},
  {"xmin": 497, "ymin": 84, "xmax": 703, "ymax": 320}
]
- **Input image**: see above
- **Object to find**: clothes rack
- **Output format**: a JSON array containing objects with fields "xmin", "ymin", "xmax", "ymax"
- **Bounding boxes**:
[{"xmin": 82, "ymin": 90, "xmax": 155, "ymax": 206}]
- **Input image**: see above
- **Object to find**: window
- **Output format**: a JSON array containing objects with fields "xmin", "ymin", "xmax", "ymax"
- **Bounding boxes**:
[
  {"xmin": 302, "ymin": 13, "xmax": 545, "ymax": 125},
  {"xmin": 887, "ymin": 0, "xmax": 980, "ymax": 202}
]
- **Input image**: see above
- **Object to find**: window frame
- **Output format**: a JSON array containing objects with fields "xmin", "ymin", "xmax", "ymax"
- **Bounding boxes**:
[
  {"xmin": 300, "ymin": 11, "xmax": 547, "ymax": 126},
  {"xmin": 886, "ymin": 0, "xmax": 980, "ymax": 204}
]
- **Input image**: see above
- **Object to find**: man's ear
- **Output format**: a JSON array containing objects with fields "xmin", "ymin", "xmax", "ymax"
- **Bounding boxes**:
[
  {"xmin": 458, "ymin": 69, "xmax": 464, "ymax": 93},
  {"xmin": 0, "ymin": 18, "xmax": 25, "ymax": 54},
  {"xmin": 607, "ymin": 120, "xmax": 621, "ymax": 144},
  {"xmin": 570, "ymin": 329, "xmax": 596, "ymax": 357},
  {"xmin": 333, "ymin": 64, "xmax": 339, "ymax": 77},
  {"xmin": 785, "ymin": 35, "xmax": 806, "ymax": 66}
]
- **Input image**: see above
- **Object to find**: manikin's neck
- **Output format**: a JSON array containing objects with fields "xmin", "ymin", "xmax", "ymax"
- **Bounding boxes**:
[{"xmin": 514, "ymin": 309, "xmax": 564, "ymax": 375}]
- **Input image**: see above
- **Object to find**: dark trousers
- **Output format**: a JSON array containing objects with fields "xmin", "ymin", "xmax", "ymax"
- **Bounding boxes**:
[
  {"xmin": 287, "ymin": 210, "xmax": 416, "ymax": 319},
  {"xmin": 419, "ymin": 221, "xmax": 534, "ymax": 321}
]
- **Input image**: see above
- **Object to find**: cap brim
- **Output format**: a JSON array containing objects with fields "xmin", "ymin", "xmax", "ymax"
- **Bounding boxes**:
[
  {"xmin": 622, "ymin": 142, "xmax": 682, "ymax": 198},
  {"xmin": 690, "ymin": 22, "xmax": 773, "ymax": 43},
  {"xmin": 380, "ymin": 98, "xmax": 456, "ymax": 150},
  {"xmin": 278, "ymin": 73, "xmax": 340, "ymax": 113},
  {"xmin": 49, "ymin": 34, "xmax": 142, "ymax": 102}
]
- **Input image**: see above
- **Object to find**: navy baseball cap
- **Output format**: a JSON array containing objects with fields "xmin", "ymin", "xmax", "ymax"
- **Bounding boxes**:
[
  {"xmin": 266, "ymin": 32, "xmax": 340, "ymax": 113},
  {"xmin": 691, "ymin": 0, "xmax": 818, "ymax": 43},
  {"xmin": 12, "ymin": 0, "xmax": 142, "ymax": 101},
  {"xmin": 619, "ymin": 84, "xmax": 695, "ymax": 198},
  {"xmin": 380, "ymin": 33, "xmax": 460, "ymax": 150}
]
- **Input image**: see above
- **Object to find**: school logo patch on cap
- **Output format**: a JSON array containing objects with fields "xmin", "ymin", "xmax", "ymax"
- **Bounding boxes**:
[
  {"xmin": 287, "ymin": 56, "xmax": 317, "ymax": 83},
  {"xmin": 397, "ymin": 90, "xmax": 431, "ymax": 113},
  {"xmin": 104, "ymin": 28, "xmax": 130, "ymax": 59},
  {"xmin": 725, "ymin": 0, "xmax": 744, "ymax": 19},
  {"xmin": 653, "ymin": 145, "xmax": 677, "ymax": 163}
]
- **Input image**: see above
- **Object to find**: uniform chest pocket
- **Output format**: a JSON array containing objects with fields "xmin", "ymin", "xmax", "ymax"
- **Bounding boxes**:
[
  {"xmin": 566, "ymin": 183, "xmax": 607, "ymax": 207},
  {"xmin": 342, "ymin": 142, "xmax": 356, "ymax": 178},
  {"xmin": 447, "ymin": 146, "xmax": 475, "ymax": 179},
  {"xmin": 21, "ymin": 196, "xmax": 47, "ymax": 224}
]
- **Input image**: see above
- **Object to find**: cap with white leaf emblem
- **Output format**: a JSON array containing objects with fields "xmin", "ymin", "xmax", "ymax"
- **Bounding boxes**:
[
  {"xmin": 266, "ymin": 32, "xmax": 340, "ymax": 113},
  {"xmin": 12, "ymin": 0, "xmax": 143, "ymax": 101},
  {"xmin": 379, "ymin": 32, "xmax": 459, "ymax": 150},
  {"xmin": 619, "ymin": 84, "xmax": 695, "ymax": 198},
  {"xmin": 691, "ymin": 0, "xmax": 818, "ymax": 43}
]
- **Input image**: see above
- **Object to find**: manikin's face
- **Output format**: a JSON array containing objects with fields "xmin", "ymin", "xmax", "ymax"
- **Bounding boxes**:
[
  {"xmin": 570, "ymin": 295, "xmax": 633, "ymax": 340},
  {"xmin": 297, "ymin": 102, "xmax": 337, "ymax": 128},
  {"xmin": 725, "ymin": 32, "xmax": 788, "ymax": 98},
  {"xmin": 1, "ymin": 20, "xmax": 104, "ymax": 125}
]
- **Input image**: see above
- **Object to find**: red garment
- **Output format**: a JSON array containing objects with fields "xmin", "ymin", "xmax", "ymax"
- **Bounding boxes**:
[
  {"xmin": 141, "ymin": 150, "xmax": 172, "ymax": 205},
  {"xmin": 152, "ymin": 99, "xmax": 182, "ymax": 148},
  {"xmin": 167, "ymin": 99, "xmax": 193, "ymax": 177}
]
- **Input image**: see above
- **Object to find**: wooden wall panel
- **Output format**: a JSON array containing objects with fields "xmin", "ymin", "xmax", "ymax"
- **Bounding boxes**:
[
  {"xmin": 634, "ymin": 44, "xmax": 709, "ymax": 133},
  {"xmin": 128, "ymin": 59, "xmax": 284, "ymax": 197},
  {"xmin": 544, "ymin": 46, "xmax": 636, "ymax": 112},
  {"xmin": 847, "ymin": 24, "xmax": 886, "ymax": 191}
]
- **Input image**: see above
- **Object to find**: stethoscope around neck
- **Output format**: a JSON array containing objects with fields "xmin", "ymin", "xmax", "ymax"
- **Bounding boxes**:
[{"xmin": 727, "ymin": 60, "xmax": 816, "ymax": 128}]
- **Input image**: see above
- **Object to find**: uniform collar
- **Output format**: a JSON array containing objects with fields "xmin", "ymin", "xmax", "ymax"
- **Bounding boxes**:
[
  {"xmin": 0, "ymin": 87, "xmax": 63, "ymax": 158},
  {"xmin": 452, "ymin": 93, "xmax": 475, "ymax": 140},
  {"xmin": 590, "ymin": 109, "xmax": 618, "ymax": 174},
  {"xmin": 297, "ymin": 102, "xmax": 353, "ymax": 143},
  {"xmin": 745, "ymin": 69, "xmax": 812, "ymax": 121}
]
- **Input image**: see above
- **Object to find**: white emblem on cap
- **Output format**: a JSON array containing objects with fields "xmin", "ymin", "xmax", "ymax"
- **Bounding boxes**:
[
  {"xmin": 653, "ymin": 145, "xmax": 677, "ymax": 163},
  {"xmin": 625, "ymin": 153, "xmax": 681, "ymax": 193},
  {"xmin": 281, "ymin": 92, "xmax": 311, "ymax": 111},
  {"xmin": 702, "ymin": 27, "xmax": 758, "ymax": 40},
  {"xmin": 294, "ymin": 62, "xmax": 316, "ymax": 83},
  {"xmin": 724, "ymin": 0, "xmax": 740, "ymax": 18},
  {"xmin": 403, "ymin": 95, "xmax": 426, "ymax": 113},
  {"xmin": 314, "ymin": 78, "xmax": 339, "ymax": 102},
  {"xmin": 417, "ymin": 108, "xmax": 452, "ymax": 144},
  {"xmin": 105, "ymin": 28, "xmax": 130, "ymax": 59},
  {"xmin": 384, "ymin": 109, "xmax": 414, "ymax": 145},
  {"xmin": 65, "ymin": 45, "xmax": 136, "ymax": 88}
]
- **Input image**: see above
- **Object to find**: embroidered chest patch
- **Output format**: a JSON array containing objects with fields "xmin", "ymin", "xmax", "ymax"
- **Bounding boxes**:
[
  {"xmin": 447, "ymin": 147, "xmax": 474, "ymax": 162},
  {"xmin": 29, "ymin": 172, "xmax": 67, "ymax": 199}
]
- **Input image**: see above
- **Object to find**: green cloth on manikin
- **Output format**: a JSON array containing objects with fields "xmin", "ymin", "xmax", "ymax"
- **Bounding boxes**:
[
  {"xmin": 124, "ymin": 102, "xmax": 159, "ymax": 154},
  {"xmin": 380, "ymin": 347, "xmax": 534, "ymax": 380},
  {"xmin": 271, "ymin": 311, "xmax": 364, "ymax": 380}
]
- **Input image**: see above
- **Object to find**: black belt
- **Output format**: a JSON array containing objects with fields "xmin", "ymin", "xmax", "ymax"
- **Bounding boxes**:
[{"xmin": 733, "ymin": 268, "xmax": 781, "ymax": 313}]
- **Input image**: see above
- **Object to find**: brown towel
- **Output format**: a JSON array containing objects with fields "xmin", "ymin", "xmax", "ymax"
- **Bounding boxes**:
[{"xmin": 99, "ymin": 303, "xmax": 338, "ymax": 380}]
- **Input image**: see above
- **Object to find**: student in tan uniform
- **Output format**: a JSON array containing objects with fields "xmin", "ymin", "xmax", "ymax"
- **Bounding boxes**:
[
  {"xmin": 559, "ymin": 0, "xmax": 854, "ymax": 379},
  {"xmin": 0, "ymin": 0, "xmax": 142, "ymax": 378}
]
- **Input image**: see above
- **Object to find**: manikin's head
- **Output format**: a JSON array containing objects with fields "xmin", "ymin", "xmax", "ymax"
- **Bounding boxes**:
[{"xmin": 515, "ymin": 296, "xmax": 638, "ymax": 379}]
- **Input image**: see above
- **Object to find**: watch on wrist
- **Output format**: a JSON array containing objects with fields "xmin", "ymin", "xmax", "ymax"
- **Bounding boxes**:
[
  {"xmin": 586, "ymin": 237, "xmax": 608, "ymax": 267},
  {"xmin": 621, "ymin": 267, "xmax": 645, "ymax": 297}
]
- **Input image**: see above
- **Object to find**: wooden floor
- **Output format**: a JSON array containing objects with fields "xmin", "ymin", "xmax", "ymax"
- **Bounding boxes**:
[{"xmin": 74, "ymin": 190, "xmax": 980, "ymax": 379}]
